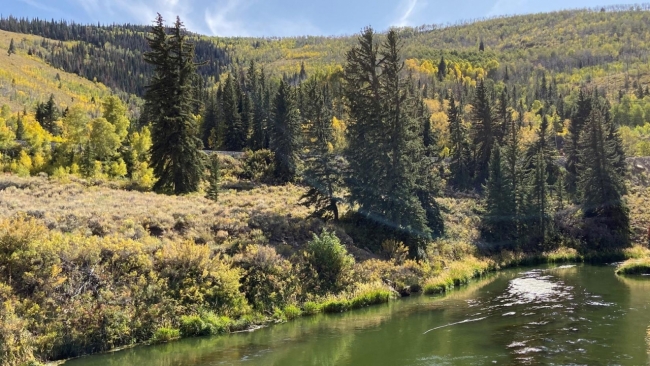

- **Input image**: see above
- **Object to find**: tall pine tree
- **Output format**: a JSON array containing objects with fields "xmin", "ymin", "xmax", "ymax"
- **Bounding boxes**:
[
  {"xmin": 144, "ymin": 15, "xmax": 204, "ymax": 194},
  {"xmin": 448, "ymin": 94, "xmax": 471, "ymax": 191},
  {"xmin": 301, "ymin": 80, "xmax": 342, "ymax": 220},
  {"xmin": 270, "ymin": 80, "xmax": 301, "ymax": 183},
  {"xmin": 577, "ymin": 105, "xmax": 630, "ymax": 249},
  {"xmin": 471, "ymin": 79, "xmax": 497, "ymax": 187}
]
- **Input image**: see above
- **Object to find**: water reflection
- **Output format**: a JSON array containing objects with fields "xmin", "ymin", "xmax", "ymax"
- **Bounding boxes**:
[{"xmin": 65, "ymin": 266, "xmax": 650, "ymax": 366}]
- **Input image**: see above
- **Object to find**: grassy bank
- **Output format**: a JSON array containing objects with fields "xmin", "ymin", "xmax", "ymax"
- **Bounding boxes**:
[
  {"xmin": 616, "ymin": 258, "xmax": 650, "ymax": 275},
  {"xmin": 1, "ymin": 173, "xmax": 649, "ymax": 366}
]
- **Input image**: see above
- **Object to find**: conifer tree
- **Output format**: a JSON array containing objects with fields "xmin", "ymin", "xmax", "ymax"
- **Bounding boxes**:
[
  {"xmin": 437, "ymin": 56, "xmax": 446, "ymax": 81},
  {"xmin": 222, "ymin": 74, "xmax": 246, "ymax": 151},
  {"xmin": 270, "ymin": 80, "xmax": 301, "ymax": 183},
  {"xmin": 566, "ymin": 89, "xmax": 592, "ymax": 196},
  {"xmin": 248, "ymin": 61, "xmax": 266, "ymax": 150},
  {"xmin": 525, "ymin": 115, "xmax": 558, "ymax": 185},
  {"xmin": 482, "ymin": 146, "xmax": 516, "ymax": 249},
  {"xmin": 344, "ymin": 28, "xmax": 441, "ymax": 253},
  {"xmin": 301, "ymin": 80, "xmax": 342, "ymax": 220},
  {"xmin": 201, "ymin": 91, "xmax": 218, "ymax": 148},
  {"xmin": 448, "ymin": 94, "xmax": 471, "ymax": 190},
  {"xmin": 206, "ymin": 155, "xmax": 219, "ymax": 201},
  {"xmin": 7, "ymin": 38, "xmax": 15, "ymax": 56},
  {"xmin": 577, "ymin": 106, "xmax": 630, "ymax": 248},
  {"xmin": 15, "ymin": 114, "xmax": 24, "ymax": 140},
  {"xmin": 144, "ymin": 15, "xmax": 204, "ymax": 195},
  {"xmin": 471, "ymin": 79, "xmax": 497, "ymax": 187},
  {"xmin": 525, "ymin": 149, "xmax": 552, "ymax": 249}
]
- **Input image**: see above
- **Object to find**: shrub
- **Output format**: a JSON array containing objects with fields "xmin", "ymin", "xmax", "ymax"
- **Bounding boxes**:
[
  {"xmin": 179, "ymin": 313, "xmax": 232, "ymax": 337},
  {"xmin": 283, "ymin": 305, "xmax": 302, "ymax": 320},
  {"xmin": 234, "ymin": 245, "xmax": 296, "ymax": 312},
  {"xmin": 304, "ymin": 230, "xmax": 355, "ymax": 295},
  {"xmin": 240, "ymin": 149, "xmax": 275, "ymax": 183},
  {"xmin": 151, "ymin": 327, "xmax": 180, "ymax": 344},
  {"xmin": 301, "ymin": 301, "xmax": 321, "ymax": 315},
  {"xmin": 0, "ymin": 287, "xmax": 35, "ymax": 366}
]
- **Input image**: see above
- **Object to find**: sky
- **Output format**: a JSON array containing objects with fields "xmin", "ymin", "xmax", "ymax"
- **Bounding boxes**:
[{"xmin": 4, "ymin": 0, "xmax": 633, "ymax": 37}]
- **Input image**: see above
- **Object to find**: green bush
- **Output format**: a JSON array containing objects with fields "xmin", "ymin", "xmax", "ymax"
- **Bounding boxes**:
[
  {"xmin": 240, "ymin": 150, "xmax": 275, "ymax": 183},
  {"xmin": 283, "ymin": 305, "xmax": 302, "ymax": 320},
  {"xmin": 179, "ymin": 313, "xmax": 232, "ymax": 337},
  {"xmin": 321, "ymin": 299, "xmax": 349, "ymax": 313},
  {"xmin": 234, "ymin": 245, "xmax": 296, "ymax": 313},
  {"xmin": 301, "ymin": 301, "xmax": 321, "ymax": 315},
  {"xmin": 304, "ymin": 230, "xmax": 355, "ymax": 295},
  {"xmin": 151, "ymin": 327, "xmax": 180, "ymax": 344}
]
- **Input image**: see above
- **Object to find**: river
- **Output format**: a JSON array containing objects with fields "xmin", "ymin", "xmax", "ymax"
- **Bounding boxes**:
[{"xmin": 64, "ymin": 264, "xmax": 650, "ymax": 365}]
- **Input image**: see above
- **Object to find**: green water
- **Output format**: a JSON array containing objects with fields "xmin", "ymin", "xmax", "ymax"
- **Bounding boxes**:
[{"xmin": 65, "ymin": 265, "xmax": 650, "ymax": 365}]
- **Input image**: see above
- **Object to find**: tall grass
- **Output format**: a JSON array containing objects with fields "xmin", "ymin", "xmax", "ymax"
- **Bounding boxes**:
[
  {"xmin": 616, "ymin": 258, "xmax": 650, "ymax": 275},
  {"xmin": 423, "ymin": 257, "xmax": 492, "ymax": 295}
]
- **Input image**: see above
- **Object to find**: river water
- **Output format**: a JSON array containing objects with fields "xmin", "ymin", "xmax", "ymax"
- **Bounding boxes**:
[{"xmin": 65, "ymin": 265, "xmax": 650, "ymax": 365}]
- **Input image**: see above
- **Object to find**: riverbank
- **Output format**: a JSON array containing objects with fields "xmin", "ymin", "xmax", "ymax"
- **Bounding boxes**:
[{"xmin": 1, "ymin": 173, "xmax": 650, "ymax": 366}]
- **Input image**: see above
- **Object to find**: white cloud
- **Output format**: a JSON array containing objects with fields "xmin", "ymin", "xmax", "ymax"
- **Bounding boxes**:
[
  {"xmin": 72, "ymin": 0, "xmax": 202, "ymax": 32},
  {"xmin": 204, "ymin": 0, "xmax": 250, "ymax": 36},
  {"xmin": 18, "ymin": 0, "xmax": 66, "ymax": 16},
  {"xmin": 204, "ymin": 0, "xmax": 321, "ymax": 37},
  {"xmin": 393, "ymin": 0, "xmax": 425, "ymax": 27},
  {"xmin": 487, "ymin": 0, "xmax": 528, "ymax": 17}
]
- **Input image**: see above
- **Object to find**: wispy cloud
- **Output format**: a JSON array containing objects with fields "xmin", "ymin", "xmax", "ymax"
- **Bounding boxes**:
[
  {"xmin": 205, "ymin": 0, "xmax": 320, "ymax": 37},
  {"xmin": 17, "ymin": 0, "xmax": 66, "ymax": 16},
  {"xmin": 204, "ymin": 0, "xmax": 249, "ymax": 36},
  {"xmin": 72, "ymin": 0, "xmax": 201, "ymax": 32},
  {"xmin": 393, "ymin": 0, "xmax": 426, "ymax": 27},
  {"xmin": 487, "ymin": 0, "xmax": 528, "ymax": 17}
]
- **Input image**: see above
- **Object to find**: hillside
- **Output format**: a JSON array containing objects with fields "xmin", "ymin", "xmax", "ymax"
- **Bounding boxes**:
[
  {"xmin": 4, "ymin": 6, "xmax": 650, "ymax": 97},
  {"xmin": 0, "ymin": 30, "xmax": 113, "ymax": 116}
]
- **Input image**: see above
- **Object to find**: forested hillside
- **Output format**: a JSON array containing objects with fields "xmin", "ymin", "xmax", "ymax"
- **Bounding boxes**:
[
  {"xmin": 0, "ymin": 30, "xmax": 111, "ymax": 116},
  {"xmin": 2, "ymin": 6, "xmax": 650, "ymax": 366}
]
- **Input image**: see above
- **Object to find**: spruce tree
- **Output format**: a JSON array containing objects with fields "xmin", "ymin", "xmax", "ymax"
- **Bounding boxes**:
[
  {"xmin": 566, "ymin": 89, "xmax": 592, "ymax": 196},
  {"xmin": 15, "ymin": 114, "xmax": 24, "ymax": 140},
  {"xmin": 525, "ymin": 149, "xmax": 552, "ymax": 249},
  {"xmin": 577, "ymin": 106, "xmax": 630, "ymax": 248},
  {"xmin": 270, "ymin": 80, "xmax": 301, "ymax": 183},
  {"xmin": 7, "ymin": 38, "xmax": 15, "ymax": 56},
  {"xmin": 525, "ymin": 115, "xmax": 559, "ymax": 186},
  {"xmin": 437, "ymin": 56, "xmax": 446, "ymax": 81},
  {"xmin": 502, "ymin": 104, "xmax": 526, "ymax": 248},
  {"xmin": 482, "ymin": 146, "xmax": 516, "ymax": 249},
  {"xmin": 471, "ymin": 79, "xmax": 497, "ymax": 187},
  {"xmin": 344, "ymin": 28, "xmax": 441, "ymax": 253},
  {"xmin": 201, "ymin": 91, "xmax": 218, "ymax": 149},
  {"xmin": 206, "ymin": 155, "xmax": 220, "ymax": 201},
  {"xmin": 222, "ymin": 74, "xmax": 246, "ymax": 151},
  {"xmin": 301, "ymin": 80, "xmax": 342, "ymax": 220},
  {"xmin": 144, "ymin": 15, "xmax": 204, "ymax": 195},
  {"xmin": 448, "ymin": 94, "xmax": 471, "ymax": 190}
]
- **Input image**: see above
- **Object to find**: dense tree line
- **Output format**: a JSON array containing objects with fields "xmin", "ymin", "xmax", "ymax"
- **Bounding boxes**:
[{"xmin": 0, "ymin": 16, "xmax": 230, "ymax": 97}]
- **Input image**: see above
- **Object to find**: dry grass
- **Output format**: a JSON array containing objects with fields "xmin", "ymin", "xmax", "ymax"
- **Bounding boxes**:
[{"xmin": 0, "ymin": 173, "xmax": 311, "ymax": 250}]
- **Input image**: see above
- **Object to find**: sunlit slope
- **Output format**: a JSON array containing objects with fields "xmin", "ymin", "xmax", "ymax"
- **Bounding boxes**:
[{"xmin": 0, "ymin": 29, "xmax": 110, "ymax": 115}]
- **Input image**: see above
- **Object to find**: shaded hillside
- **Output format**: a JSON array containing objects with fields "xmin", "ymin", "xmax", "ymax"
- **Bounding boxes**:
[{"xmin": 0, "ymin": 17, "xmax": 231, "ymax": 96}]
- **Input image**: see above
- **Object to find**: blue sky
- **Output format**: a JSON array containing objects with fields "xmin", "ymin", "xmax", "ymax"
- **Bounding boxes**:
[{"xmin": 5, "ymin": 0, "xmax": 631, "ymax": 37}]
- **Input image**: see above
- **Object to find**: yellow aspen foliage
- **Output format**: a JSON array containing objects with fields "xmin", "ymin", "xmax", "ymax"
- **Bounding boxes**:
[
  {"xmin": 31, "ymin": 152, "xmax": 46, "ymax": 173},
  {"xmin": 132, "ymin": 162, "xmax": 155, "ymax": 190},
  {"xmin": 331, "ymin": 117, "xmax": 347, "ymax": 152},
  {"xmin": 109, "ymin": 158, "xmax": 128, "ymax": 178},
  {"xmin": 0, "ymin": 118, "xmax": 15, "ymax": 150},
  {"xmin": 92, "ymin": 161, "xmax": 106, "ymax": 179}
]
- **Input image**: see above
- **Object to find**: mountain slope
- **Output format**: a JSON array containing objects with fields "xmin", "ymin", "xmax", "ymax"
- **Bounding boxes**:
[{"xmin": 0, "ymin": 29, "xmax": 112, "ymax": 116}]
